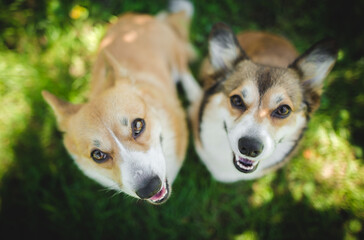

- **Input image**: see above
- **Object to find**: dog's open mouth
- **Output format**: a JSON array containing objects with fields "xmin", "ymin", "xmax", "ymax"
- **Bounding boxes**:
[
  {"xmin": 147, "ymin": 181, "xmax": 170, "ymax": 204},
  {"xmin": 233, "ymin": 154, "xmax": 259, "ymax": 173}
]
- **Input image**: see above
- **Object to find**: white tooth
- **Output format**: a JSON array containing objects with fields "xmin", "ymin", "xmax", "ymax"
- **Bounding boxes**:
[{"xmin": 236, "ymin": 160, "xmax": 255, "ymax": 170}]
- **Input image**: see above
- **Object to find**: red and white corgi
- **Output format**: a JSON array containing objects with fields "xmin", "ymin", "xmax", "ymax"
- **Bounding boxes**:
[
  {"xmin": 43, "ymin": 0, "xmax": 199, "ymax": 204},
  {"xmin": 189, "ymin": 23, "xmax": 338, "ymax": 182}
]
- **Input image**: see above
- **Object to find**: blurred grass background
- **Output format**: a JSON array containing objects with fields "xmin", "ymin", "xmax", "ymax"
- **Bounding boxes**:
[{"xmin": 0, "ymin": 0, "xmax": 363, "ymax": 239}]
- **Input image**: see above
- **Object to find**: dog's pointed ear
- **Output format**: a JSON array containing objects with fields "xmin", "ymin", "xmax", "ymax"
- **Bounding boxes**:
[
  {"xmin": 42, "ymin": 91, "xmax": 82, "ymax": 131},
  {"xmin": 290, "ymin": 38, "xmax": 338, "ymax": 112},
  {"xmin": 90, "ymin": 50, "xmax": 132, "ymax": 98},
  {"xmin": 103, "ymin": 50, "xmax": 131, "ymax": 80},
  {"xmin": 290, "ymin": 39, "xmax": 338, "ymax": 92},
  {"xmin": 208, "ymin": 23, "xmax": 248, "ymax": 72}
]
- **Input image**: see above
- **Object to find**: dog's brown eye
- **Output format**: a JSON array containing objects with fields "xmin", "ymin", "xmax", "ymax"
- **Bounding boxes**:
[
  {"xmin": 91, "ymin": 149, "xmax": 109, "ymax": 163},
  {"xmin": 272, "ymin": 105, "xmax": 292, "ymax": 119},
  {"xmin": 230, "ymin": 95, "xmax": 246, "ymax": 110},
  {"xmin": 132, "ymin": 118, "xmax": 145, "ymax": 138}
]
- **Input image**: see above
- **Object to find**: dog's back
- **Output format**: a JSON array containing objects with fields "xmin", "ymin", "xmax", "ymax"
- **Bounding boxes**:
[
  {"xmin": 237, "ymin": 32, "xmax": 298, "ymax": 67},
  {"xmin": 90, "ymin": 12, "xmax": 193, "ymax": 99}
]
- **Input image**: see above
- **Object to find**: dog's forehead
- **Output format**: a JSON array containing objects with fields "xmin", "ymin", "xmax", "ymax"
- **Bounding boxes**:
[
  {"xmin": 223, "ymin": 61, "xmax": 302, "ymax": 106},
  {"xmin": 68, "ymin": 90, "xmax": 153, "ymax": 149},
  {"xmin": 222, "ymin": 60, "xmax": 258, "ymax": 94},
  {"xmin": 84, "ymin": 89, "xmax": 147, "ymax": 124}
]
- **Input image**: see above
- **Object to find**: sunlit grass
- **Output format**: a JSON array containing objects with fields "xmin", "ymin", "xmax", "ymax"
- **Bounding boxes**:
[
  {"xmin": 249, "ymin": 172, "xmax": 276, "ymax": 207},
  {"xmin": 235, "ymin": 230, "xmax": 259, "ymax": 240},
  {"xmin": 0, "ymin": 51, "xmax": 33, "ymax": 181},
  {"xmin": 0, "ymin": 15, "xmax": 105, "ymax": 182},
  {"xmin": 288, "ymin": 114, "xmax": 364, "ymax": 215}
]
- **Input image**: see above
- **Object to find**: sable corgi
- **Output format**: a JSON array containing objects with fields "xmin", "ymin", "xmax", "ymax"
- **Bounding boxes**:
[
  {"xmin": 189, "ymin": 23, "xmax": 338, "ymax": 182},
  {"xmin": 42, "ymin": 0, "xmax": 199, "ymax": 204}
]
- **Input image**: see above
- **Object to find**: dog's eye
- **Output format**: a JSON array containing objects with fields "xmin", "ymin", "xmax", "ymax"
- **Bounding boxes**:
[
  {"xmin": 91, "ymin": 149, "xmax": 110, "ymax": 163},
  {"xmin": 272, "ymin": 105, "xmax": 292, "ymax": 119},
  {"xmin": 132, "ymin": 118, "xmax": 145, "ymax": 138},
  {"xmin": 230, "ymin": 95, "xmax": 246, "ymax": 110}
]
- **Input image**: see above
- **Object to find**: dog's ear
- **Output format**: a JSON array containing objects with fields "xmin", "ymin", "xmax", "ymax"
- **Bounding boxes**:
[
  {"xmin": 290, "ymin": 39, "xmax": 338, "ymax": 113},
  {"xmin": 291, "ymin": 39, "xmax": 338, "ymax": 92},
  {"xmin": 90, "ymin": 50, "xmax": 132, "ymax": 98},
  {"xmin": 103, "ymin": 50, "xmax": 131, "ymax": 80},
  {"xmin": 42, "ymin": 91, "xmax": 82, "ymax": 131},
  {"xmin": 208, "ymin": 23, "xmax": 248, "ymax": 72}
]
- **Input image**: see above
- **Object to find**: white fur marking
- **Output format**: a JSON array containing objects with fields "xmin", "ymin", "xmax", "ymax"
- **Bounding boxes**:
[
  {"xmin": 168, "ymin": 0, "xmax": 194, "ymax": 18},
  {"xmin": 70, "ymin": 154, "xmax": 119, "ymax": 190},
  {"xmin": 240, "ymin": 84, "xmax": 258, "ymax": 105},
  {"xmin": 270, "ymin": 93, "xmax": 285, "ymax": 109},
  {"xmin": 303, "ymin": 58, "xmax": 335, "ymax": 89},
  {"xmin": 107, "ymin": 128, "xmax": 167, "ymax": 198},
  {"xmin": 210, "ymin": 39, "xmax": 239, "ymax": 70},
  {"xmin": 180, "ymin": 72, "xmax": 202, "ymax": 102}
]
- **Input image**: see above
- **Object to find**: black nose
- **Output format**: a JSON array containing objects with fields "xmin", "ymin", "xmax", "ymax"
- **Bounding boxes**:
[
  {"xmin": 238, "ymin": 137, "xmax": 264, "ymax": 158},
  {"xmin": 135, "ymin": 176, "xmax": 162, "ymax": 199}
]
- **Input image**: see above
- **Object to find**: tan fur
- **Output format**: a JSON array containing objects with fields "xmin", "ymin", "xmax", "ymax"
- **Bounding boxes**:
[
  {"xmin": 92, "ymin": 13, "xmax": 190, "ymax": 161},
  {"xmin": 43, "ymin": 10, "xmax": 191, "ymax": 197},
  {"xmin": 91, "ymin": 13, "xmax": 191, "ymax": 99},
  {"xmin": 258, "ymin": 87, "xmax": 293, "ymax": 123},
  {"xmin": 236, "ymin": 31, "xmax": 298, "ymax": 67}
]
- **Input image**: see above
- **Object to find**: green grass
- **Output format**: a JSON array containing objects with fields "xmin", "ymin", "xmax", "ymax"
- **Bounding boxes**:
[{"xmin": 0, "ymin": 0, "xmax": 363, "ymax": 239}]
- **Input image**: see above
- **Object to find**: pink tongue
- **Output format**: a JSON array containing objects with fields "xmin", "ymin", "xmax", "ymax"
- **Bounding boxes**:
[{"xmin": 149, "ymin": 186, "xmax": 166, "ymax": 201}]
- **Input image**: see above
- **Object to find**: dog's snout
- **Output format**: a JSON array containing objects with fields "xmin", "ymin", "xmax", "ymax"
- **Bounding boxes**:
[
  {"xmin": 135, "ymin": 176, "xmax": 162, "ymax": 199},
  {"xmin": 238, "ymin": 137, "xmax": 264, "ymax": 158}
]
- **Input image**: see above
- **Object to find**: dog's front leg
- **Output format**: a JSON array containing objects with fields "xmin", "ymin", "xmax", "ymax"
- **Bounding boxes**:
[{"xmin": 179, "ymin": 71, "xmax": 202, "ymax": 103}]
